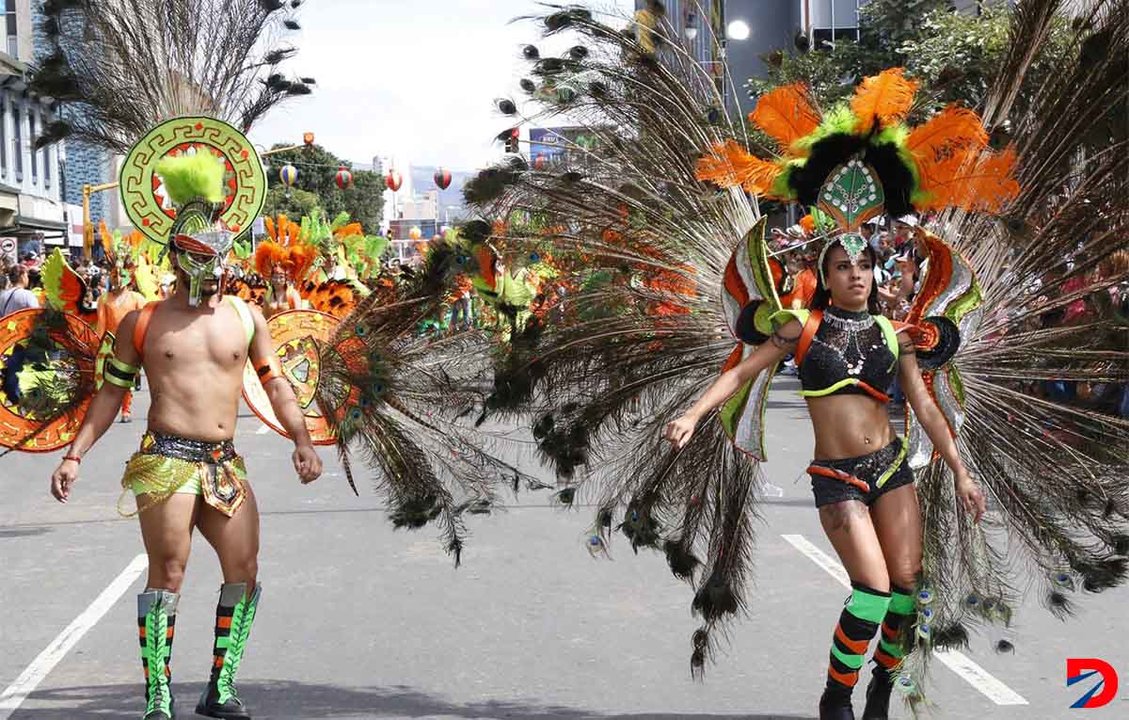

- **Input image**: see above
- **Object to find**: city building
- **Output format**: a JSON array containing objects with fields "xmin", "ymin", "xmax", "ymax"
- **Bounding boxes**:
[{"xmin": 0, "ymin": 0, "xmax": 72, "ymax": 262}]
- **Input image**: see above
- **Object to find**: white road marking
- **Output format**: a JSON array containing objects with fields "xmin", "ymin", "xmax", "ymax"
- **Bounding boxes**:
[
  {"xmin": 0, "ymin": 554, "xmax": 149, "ymax": 718},
  {"xmin": 781, "ymin": 534, "xmax": 1028, "ymax": 706}
]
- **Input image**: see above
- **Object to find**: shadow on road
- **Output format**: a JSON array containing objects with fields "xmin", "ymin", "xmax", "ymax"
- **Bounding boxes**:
[{"xmin": 13, "ymin": 681, "xmax": 817, "ymax": 719}]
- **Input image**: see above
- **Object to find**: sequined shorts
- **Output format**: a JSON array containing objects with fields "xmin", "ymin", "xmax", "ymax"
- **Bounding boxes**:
[
  {"xmin": 120, "ymin": 431, "xmax": 247, "ymax": 517},
  {"xmin": 808, "ymin": 437, "xmax": 913, "ymax": 507}
]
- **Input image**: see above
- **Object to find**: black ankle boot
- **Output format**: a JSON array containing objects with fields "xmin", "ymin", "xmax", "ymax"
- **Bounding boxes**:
[
  {"xmin": 195, "ymin": 583, "xmax": 260, "ymax": 719},
  {"xmin": 819, "ymin": 684, "xmax": 856, "ymax": 720},
  {"xmin": 862, "ymin": 667, "xmax": 894, "ymax": 720}
]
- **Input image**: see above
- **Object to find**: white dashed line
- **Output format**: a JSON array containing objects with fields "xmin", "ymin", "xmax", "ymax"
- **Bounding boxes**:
[
  {"xmin": 781, "ymin": 534, "xmax": 1027, "ymax": 706},
  {"xmin": 0, "ymin": 554, "xmax": 149, "ymax": 718}
]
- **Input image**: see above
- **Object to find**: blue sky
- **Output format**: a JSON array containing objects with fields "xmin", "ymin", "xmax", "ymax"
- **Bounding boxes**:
[{"xmin": 249, "ymin": 0, "xmax": 635, "ymax": 174}]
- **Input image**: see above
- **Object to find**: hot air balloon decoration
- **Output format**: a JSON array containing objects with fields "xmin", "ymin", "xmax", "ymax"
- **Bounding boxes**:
[
  {"xmin": 335, "ymin": 166, "xmax": 353, "ymax": 190},
  {"xmin": 279, "ymin": 163, "xmax": 298, "ymax": 188},
  {"xmin": 385, "ymin": 169, "xmax": 402, "ymax": 192},
  {"xmin": 434, "ymin": 167, "xmax": 452, "ymax": 190}
]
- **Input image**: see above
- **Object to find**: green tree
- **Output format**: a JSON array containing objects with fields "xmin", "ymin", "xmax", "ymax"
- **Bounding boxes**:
[
  {"xmin": 263, "ymin": 143, "xmax": 385, "ymax": 233},
  {"xmin": 749, "ymin": 2, "xmax": 1073, "ymax": 119},
  {"xmin": 262, "ymin": 185, "xmax": 322, "ymax": 219},
  {"xmin": 338, "ymin": 169, "xmax": 385, "ymax": 235}
]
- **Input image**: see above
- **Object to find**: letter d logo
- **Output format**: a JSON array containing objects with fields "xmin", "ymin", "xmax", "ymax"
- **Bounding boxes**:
[{"xmin": 1067, "ymin": 658, "xmax": 1119, "ymax": 709}]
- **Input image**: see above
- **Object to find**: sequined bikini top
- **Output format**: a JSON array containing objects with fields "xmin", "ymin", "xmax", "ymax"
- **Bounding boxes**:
[{"xmin": 771, "ymin": 307, "xmax": 900, "ymax": 403}]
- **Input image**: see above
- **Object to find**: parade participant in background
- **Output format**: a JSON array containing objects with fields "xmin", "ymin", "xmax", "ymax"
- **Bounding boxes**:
[
  {"xmin": 0, "ymin": 265, "xmax": 39, "ymax": 316},
  {"xmin": 253, "ymin": 233, "xmax": 313, "ymax": 319},
  {"xmin": 49, "ymin": 122, "xmax": 322, "ymax": 720},
  {"xmin": 95, "ymin": 261, "xmax": 147, "ymax": 422}
]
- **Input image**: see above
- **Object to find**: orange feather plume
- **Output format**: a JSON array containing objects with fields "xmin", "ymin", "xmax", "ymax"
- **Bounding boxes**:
[
  {"xmin": 749, "ymin": 83, "xmax": 821, "ymax": 154},
  {"xmin": 915, "ymin": 146, "xmax": 1019, "ymax": 213},
  {"xmin": 851, "ymin": 68, "xmax": 919, "ymax": 133},
  {"xmin": 695, "ymin": 140, "xmax": 782, "ymax": 194}
]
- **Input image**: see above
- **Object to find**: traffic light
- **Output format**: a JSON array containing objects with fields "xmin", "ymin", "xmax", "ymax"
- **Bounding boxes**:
[{"xmin": 500, "ymin": 127, "xmax": 520, "ymax": 153}]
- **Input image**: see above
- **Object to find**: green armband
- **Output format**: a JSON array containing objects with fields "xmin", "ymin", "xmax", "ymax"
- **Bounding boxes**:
[{"xmin": 104, "ymin": 357, "xmax": 139, "ymax": 389}]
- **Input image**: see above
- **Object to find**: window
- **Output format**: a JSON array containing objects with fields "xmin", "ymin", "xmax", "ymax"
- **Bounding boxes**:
[
  {"xmin": 29, "ymin": 110, "xmax": 36, "ymax": 184},
  {"xmin": 4, "ymin": 0, "xmax": 16, "ymax": 60},
  {"xmin": 12, "ymin": 103, "xmax": 22, "ymax": 182},
  {"xmin": 812, "ymin": 27, "xmax": 859, "ymax": 50},
  {"xmin": 43, "ymin": 136, "xmax": 51, "ymax": 190},
  {"xmin": 0, "ymin": 94, "xmax": 6, "ymax": 180}
]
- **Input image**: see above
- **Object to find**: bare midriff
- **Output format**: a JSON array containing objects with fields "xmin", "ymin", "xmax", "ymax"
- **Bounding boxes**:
[
  {"xmin": 141, "ymin": 300, "xmax": 249, "ymax": 442},
  {"xmin": 806, "ymin": 393, "xmax": 896, "ymax": 461}
]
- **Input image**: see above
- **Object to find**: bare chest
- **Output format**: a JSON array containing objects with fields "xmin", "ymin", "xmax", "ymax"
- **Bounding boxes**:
[{"xmin": 143, "ymin": 308, "xmax": 249, "ymax": 372}]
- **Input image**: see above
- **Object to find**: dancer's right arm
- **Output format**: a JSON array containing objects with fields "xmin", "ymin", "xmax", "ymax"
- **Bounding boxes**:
[
  {"xmin": 50, "ymin": 311, "xmax": 140, "ymax": 502},
  {"xmin": 664, "ymin": 319, "xmax": 801, "ymax": 449}
]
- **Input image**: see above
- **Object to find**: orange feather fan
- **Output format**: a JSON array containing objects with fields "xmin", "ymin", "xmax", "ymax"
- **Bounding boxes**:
[
  {"xmin": 851, "ymin": 67, "xmax": 919, "ymax": 133},
  {"xmin": 695, "ymin": 140, "xmax": 782, "ymax": 194},
  {"xmin": 749, "ymin": 83, "xmax": 821, "ymax": 154}
]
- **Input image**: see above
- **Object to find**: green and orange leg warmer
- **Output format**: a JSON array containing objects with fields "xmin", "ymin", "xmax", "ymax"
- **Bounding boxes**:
[
  {"xmin": 826, "ymin": 582, "xmax": 891, "ymax": 695},
  {"xmin": 872, "ymin": 584, "xmax": 916, "ymax": 677}
]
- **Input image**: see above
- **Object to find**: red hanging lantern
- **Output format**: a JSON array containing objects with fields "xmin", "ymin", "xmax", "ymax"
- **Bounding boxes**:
[
  {"xmin": 385, "ymin": 169, "xmax": 402, "ymax": 192},
  {"xmin": 335, "ymin": 166, "xmax": 353, "ymax": 190},
  {"xmin": 433, "ymin": 167, "xmax": 452, "ymax": 190}
]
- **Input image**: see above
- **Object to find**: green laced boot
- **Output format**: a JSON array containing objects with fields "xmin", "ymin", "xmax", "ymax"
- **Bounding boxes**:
[
  {"xmin": 195, "ymin": 582, "xmax": 260, "ymax": 719},
  {"xmin": 138, "ymin": 590, "xmax": 179, "ymax": 720}
]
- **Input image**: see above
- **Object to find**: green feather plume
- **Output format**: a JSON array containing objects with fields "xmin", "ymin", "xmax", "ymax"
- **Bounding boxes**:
[{"xmin": 155, "ymin": 154, "xmax": 226, "ymax": 205}]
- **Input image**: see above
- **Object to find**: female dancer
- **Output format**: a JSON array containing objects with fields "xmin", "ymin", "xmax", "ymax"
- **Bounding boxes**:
[{"xmin": 664, "ymin": 237, "xmax": 986, "ymax": 720}]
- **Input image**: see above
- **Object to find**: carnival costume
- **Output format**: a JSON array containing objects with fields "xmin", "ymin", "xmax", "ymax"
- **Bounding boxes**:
[{"xmin": 460, "ymin": 4, "xmax": 1128, "ymax": 717}]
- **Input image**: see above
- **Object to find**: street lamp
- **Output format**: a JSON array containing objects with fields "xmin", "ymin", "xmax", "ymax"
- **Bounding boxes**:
[
  {"xmin": 684, "ymin": 12, "xmax": 698, "ymax": 42},
  {"xmin": 726, "ymin": 19, "xmax": 751, "ymax": 41}
]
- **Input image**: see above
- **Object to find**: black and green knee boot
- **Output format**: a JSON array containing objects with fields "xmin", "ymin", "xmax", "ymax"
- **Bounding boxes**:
[
  {"xmin": 195, "ymin": 582, "xmax": 261, "ymax": 720},
  {"xmin": 138, "ymin": 590, "xmax": 179, "ymax": 720}
]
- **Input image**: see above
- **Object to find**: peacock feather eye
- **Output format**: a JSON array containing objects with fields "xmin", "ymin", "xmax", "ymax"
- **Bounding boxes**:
[
  {"xmin": 918, "ymin": 607, "xmax": 934, "ymax": 623},
  {"xmin": 354, "ymin": 324, "xmax": 368, "ymax": 337},
  {"xmin": 916, "ymin": 588, "xmax": 933, "ymax": 605},
  {"xmin": 964, "ymin": 593, "xmax": 980, "ymax": 607},
  {"xmin": 530, "ymin": 251, "xmax": 540, "ymax": 263}
]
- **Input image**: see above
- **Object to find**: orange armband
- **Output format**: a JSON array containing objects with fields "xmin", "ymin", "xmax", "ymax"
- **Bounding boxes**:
[{"xmin": 255, "ymin": 356, "xmax": 284, "ymax": 386}]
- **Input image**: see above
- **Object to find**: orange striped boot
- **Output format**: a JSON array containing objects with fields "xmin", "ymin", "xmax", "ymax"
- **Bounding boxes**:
[
  {"xmin": 137, "ymin": 590, "xmax": 178, "ymax": 720},
  {"xmin": 196, "ymin": 583, "xmax": 260, "ymax": 719},
  {"xmin": 863, "ymin": 585, "xmax": 916, "ymax": 719},
  {"xmin": 819, "ymin": 583, "xmax": 891, "ymax": 720}
]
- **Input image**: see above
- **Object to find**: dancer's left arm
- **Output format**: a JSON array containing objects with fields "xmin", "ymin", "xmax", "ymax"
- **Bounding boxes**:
[
  {"xmin": 896, "ymin": 333, "xmax": 986, "ymax": 522},
  {"xmin": 247, "ymin": 304, "xmax": 323, "ymax": 484}
]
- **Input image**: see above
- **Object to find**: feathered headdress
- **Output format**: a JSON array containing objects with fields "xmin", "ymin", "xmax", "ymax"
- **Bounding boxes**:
[
  {"xmin": 697, "ymin": 69, "xmax": 1019, "ymax": 274},
  {"xmin": 253, "ymin": 239, "xmax": 317, "ymax": 284}
]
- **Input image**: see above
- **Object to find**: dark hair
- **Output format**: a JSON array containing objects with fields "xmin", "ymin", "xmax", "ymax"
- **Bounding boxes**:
[
  {"xmin": 810, "ymin": 241, "xmax": 881, "ymax": 314},
  {"xmin": 6, "ymin": 265, "xmax": 26, "ymax": 284}
]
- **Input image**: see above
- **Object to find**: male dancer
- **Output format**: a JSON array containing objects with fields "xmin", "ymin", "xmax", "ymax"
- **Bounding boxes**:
[{"xmin": 50, "ymin": 153, "xmax": 322, "ymax": 720}]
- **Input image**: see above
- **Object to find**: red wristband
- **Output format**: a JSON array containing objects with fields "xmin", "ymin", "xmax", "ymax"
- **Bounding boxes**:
[{"xmin": 62, "ymin": 454, "xmax": 82, "ymax": 464}]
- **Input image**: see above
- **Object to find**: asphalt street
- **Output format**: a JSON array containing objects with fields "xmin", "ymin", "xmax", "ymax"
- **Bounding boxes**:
[{"xmin": 1, "ymin": 379, "xmax": 1126, "ymax": 720}]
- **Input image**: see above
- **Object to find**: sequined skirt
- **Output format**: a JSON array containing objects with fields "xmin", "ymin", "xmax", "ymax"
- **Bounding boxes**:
[{"xmin": 120, "ymin": 431, "xmax": 248, "ymax": 517}]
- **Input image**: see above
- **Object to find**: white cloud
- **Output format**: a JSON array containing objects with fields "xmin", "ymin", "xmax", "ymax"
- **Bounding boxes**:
[{"xmin": 249, "ymin": 0, "xmax": 636, "ymax": 173}]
